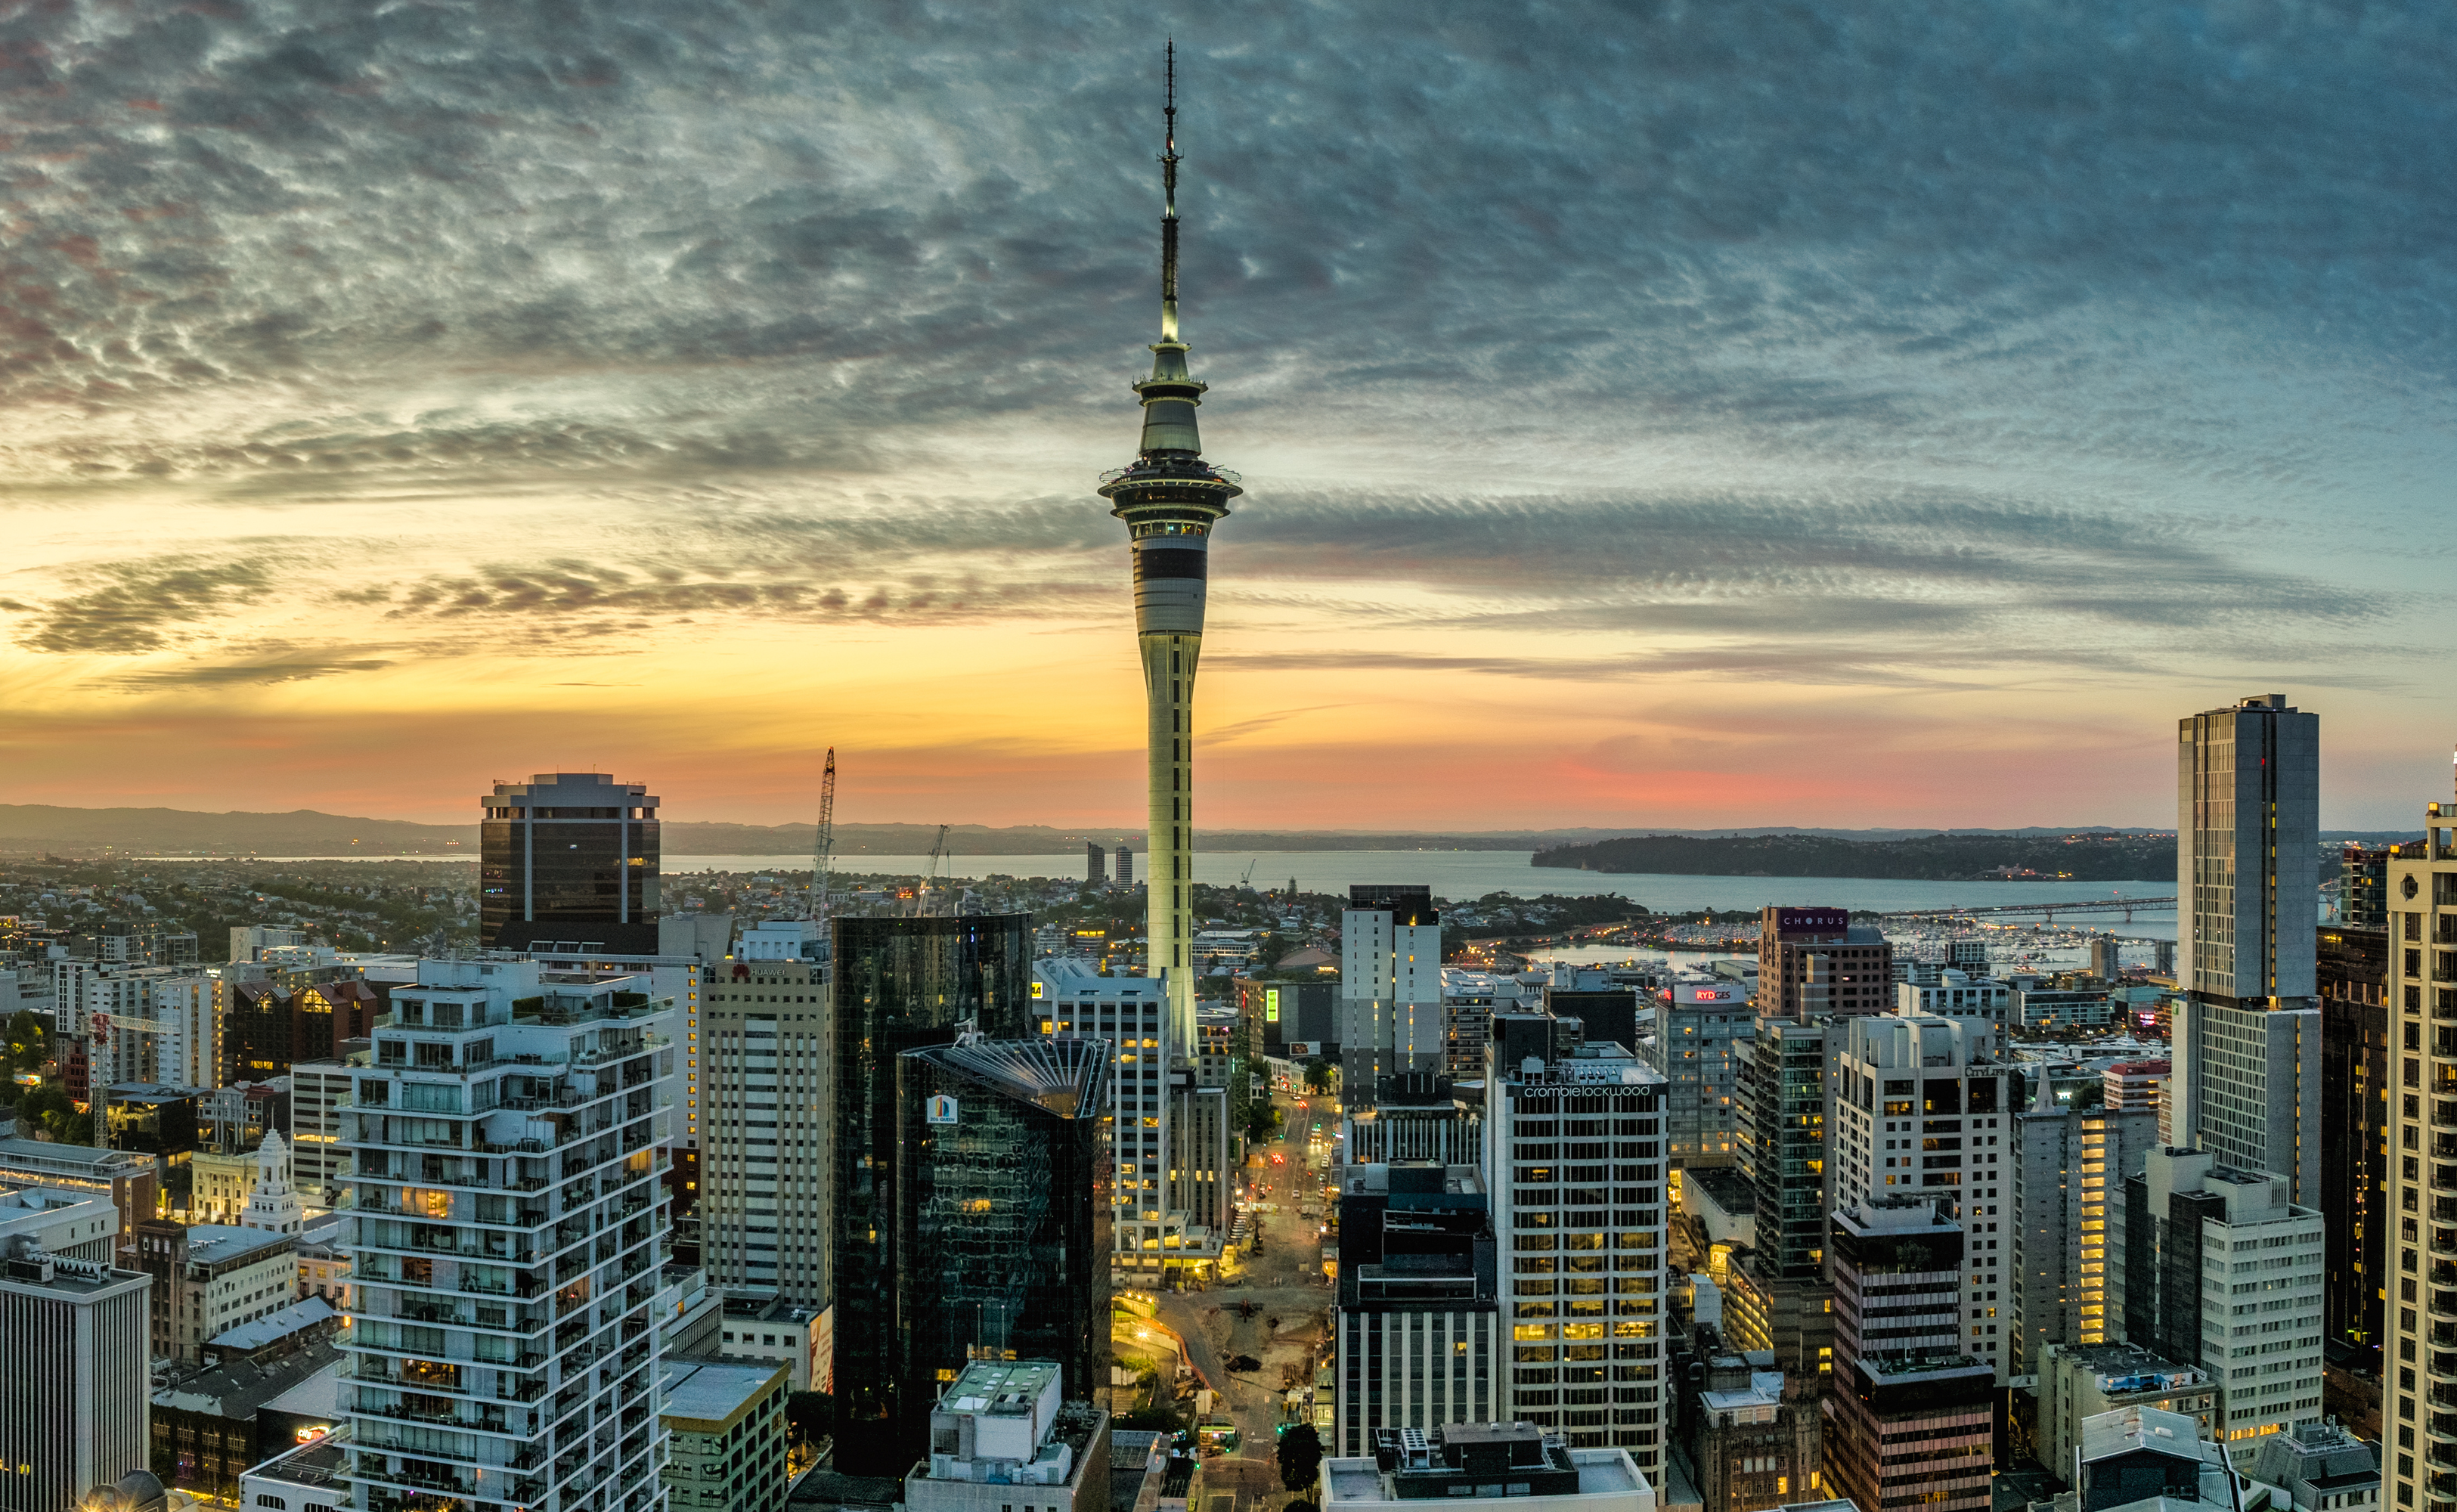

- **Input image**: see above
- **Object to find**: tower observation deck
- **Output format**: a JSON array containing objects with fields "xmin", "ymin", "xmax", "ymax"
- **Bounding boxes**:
[{"xmin": 1097, "ymin": 42, "xmax": 1241, "ymax": 1052}]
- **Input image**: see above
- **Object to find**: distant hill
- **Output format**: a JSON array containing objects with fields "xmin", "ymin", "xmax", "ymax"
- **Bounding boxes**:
[{"xmin": 1533, "ymin": 832, "xmax": 2178, "ymax": 881}]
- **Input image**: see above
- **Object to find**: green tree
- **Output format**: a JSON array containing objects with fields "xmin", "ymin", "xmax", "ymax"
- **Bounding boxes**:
[
  {"xmin": 784, "ymin": 1390, "xmax": 832, "ymax": 1446},
  {"xmin": 1277, "ymin": 1424, "xmax": 1325, "ymax": 1494},
  {"xmin": 1303, "ymin": 1058, "xmax": 1332, "ymax": 1094}
]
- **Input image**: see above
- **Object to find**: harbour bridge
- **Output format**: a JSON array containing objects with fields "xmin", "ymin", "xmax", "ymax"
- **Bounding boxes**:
[{"xmin": 1879, "ymin": 895, "xmax": 2177, "ymax": 925}]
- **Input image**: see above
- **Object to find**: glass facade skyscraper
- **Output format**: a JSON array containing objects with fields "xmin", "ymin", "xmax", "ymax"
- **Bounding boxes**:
[
  {"xmin": 829, "ymin": 912, "xmax": 1032, "ymax": 1472},
  {"xmin": 894, "ymin": 1038, "xmax": 1111, "ymax": 1430},
  {"xmin": 478, "ymin": 773, "xmax": 661, "ymax": 953}
]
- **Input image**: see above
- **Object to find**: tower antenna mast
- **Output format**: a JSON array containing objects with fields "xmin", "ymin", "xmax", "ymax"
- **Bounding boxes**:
[{"xmin": 1160, "ymin": 38, "xmax": 1179, "ymax": 342}]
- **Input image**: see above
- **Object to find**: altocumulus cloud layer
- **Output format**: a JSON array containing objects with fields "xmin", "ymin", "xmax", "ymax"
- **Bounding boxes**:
[{"xmin": 1, "ymin": 0, "xmax": 2453, "ymax": 715}]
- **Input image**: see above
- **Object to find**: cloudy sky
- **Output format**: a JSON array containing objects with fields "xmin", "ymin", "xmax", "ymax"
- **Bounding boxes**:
[{"xmin": 2, "ymin": 1, "xmax": 2452, "ymax": 831}]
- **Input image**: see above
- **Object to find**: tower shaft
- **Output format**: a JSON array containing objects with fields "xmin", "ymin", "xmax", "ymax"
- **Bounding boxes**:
[{"xmin": 1098, "ymin": 42, "xmax": 1239, "ymax": 1049}]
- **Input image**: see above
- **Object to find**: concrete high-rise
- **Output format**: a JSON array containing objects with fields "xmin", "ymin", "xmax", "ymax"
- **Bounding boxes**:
[
  {"xmin": 1095, "ymin": 47, "xmax": 1241, "ymax": 1051},
  {"xmin": 478, "ymin": 771, "xmax": 662, "ymax": 953},
  {"xmin": 1483, "ymin": 1018, "xmax": 1668, "ymax": 1470},
  {"xmin": 2171, "ymin": 696, "xmax": 2321, "ymax": 1206},
  {"xmin": 831, "ymin": 913, "xmax": 1033, "ymax": 1472},
  {"xmin": 0, "ymin": 1224, "xmax": 152, "ymax": 1511},
  {"xmin": 2009, "ymin": 1079, "xmax": 2161, "ymax": 1380},
  {"xmin": 1331, "ymin": 1161, "xmax": 1499, "ymax": 1456},
  {"xmin": 2116, "ymin": 1147, "xmax": 2323, "ymax": 1461},
  {"xmin": 1755, "ymin": 907, "xmax": 1892, "ymax": 1018},
  {"xmin": 700, "ymin": 954, "xmax": 832, "ymax": 1308},
  {"xmin": 2383, "ymin": 795, "xmax": 2457, "ymax": 1512},
  {"xmin": 1341, "ymin": 885, "xmax": 1445, "ymax": 1103},
  {"xmin": 1822, "ymin": 1195, "xmax": 1994, "ymax": 1512},
  {"xmin": 1824, "ymin": 1012, "xmax": 2014, "ymax": 1380}
]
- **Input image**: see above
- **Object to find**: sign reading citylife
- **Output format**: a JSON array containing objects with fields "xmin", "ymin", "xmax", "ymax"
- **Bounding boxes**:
[{"xmin": 926, "ymin": 1094, "xmax": 960, "ymax": 1125}]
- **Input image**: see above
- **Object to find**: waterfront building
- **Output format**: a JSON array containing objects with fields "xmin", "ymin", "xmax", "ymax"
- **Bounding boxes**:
[
  {"xmin": 2009, "ymin": 1080, "xmax": 2161, "ymax": 1379},
  {"xmin": 1824, "ymin": 1013, "xmax": 2013, "ymax": 1378},
  {"xmin": 2342, "ymin": 844, "xmax": 2397, "ymax": 931},
  {"xmin": 477, "ymin": 771, "xmax": 662, "ymax": 953},
  {"xmin": 905, "ymin": 1360, "xmax": 1114, "ymax": 1512},
  {"xmin": 1087, "ymin": 843, "xmax": 1108, "ymax": 886},
  {"xmin": 1037, "ymin": 959, "xmax": 1228, "ymax": 1275},
  {"xmin": 833, "ymin": 913, "xmax": 1033, "ymax": 1471},
  {"xmin": 340, "ymin": 960, "xmax": 677, "ymax": 1511},
  {"xmin": 1332, "ymin": 1161, "xmax": 1501, "ymax": 1455},
  {"xmin": 660, "ymin": 1356, "xmax": 791, "ymax": 1512},
  {"xmin": 1755, "ymin": 909, "xmax": 1892, "ymax": 1020},
  {"xmin": 1115, "ymin": 844, "xmax": 1133, "ymax": 888},
  {"xmin": 1343, "ymin": 885, "xmax": 1446, "ymax": 1106},
  {"xmin": 2316, "ymin": 922, "xmax": 2389, "ymax": 1365},
  {"xmin": 1641, "ymin": 985, "xmax": 1752, "ymax": 1170},
  {"xmin": 2116, "ymin": 1146, "xmax": 2323, "ymax": 1459},
  {"xmin": 1486, "ymin": 1026, "xmax": 1669, "ymax": 1468},
  {"xmin": 1820, "ymin": 1196, "xmax": 1992, "ymax": 1512},
  {"xmin": 2102, "ymin": 1061, "xmax": 2170, "ymax": 1115},
  {"xmin": 0, "ymin": 1235, "xmax": 152, "ymax": 1510},
  {"xmin": 1321, "ymin": 1423, "xmax": 1656, "ymax": 1512},
  {"xmin": 1892, "ymin": 970, "xmax": 2006, "ymax": 1046},
  {"xmin": 2172, "ymin": 696, "xmax": 2322, "ymax": 1207},
  {"xmin": 892, "ymin": 1037, "xmax": 1111, "ymax": 1436},
  {"xmin": 2032, "ymin": 1341, "xmax": 2216, "ymax": 1480}
]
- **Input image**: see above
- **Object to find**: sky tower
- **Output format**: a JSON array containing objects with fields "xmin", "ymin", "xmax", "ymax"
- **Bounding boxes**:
[{"xmin": 1098, "ymin": 42, "xmax": 1241, "ymax": 1050}]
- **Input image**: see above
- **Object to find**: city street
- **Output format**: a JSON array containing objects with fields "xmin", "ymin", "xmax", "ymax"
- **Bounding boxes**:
[{"xmin": 1160, "ymin": 1081, "xmax": 1337, "ymax": 1485}]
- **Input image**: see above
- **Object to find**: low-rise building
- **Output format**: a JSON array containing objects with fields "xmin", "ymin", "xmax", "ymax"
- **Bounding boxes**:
[
  {"xmin": 0, "ymin": 1135, "xmax": 158, "ymax": 1263},
  {"xmin": 2102, "ymin": 1061, "xmax": 2170, "ymax": 1115},
  {"xmin": 905, "ymin": 1360, "xmax": 1113, "ymax": 1512},
  {"xmin": 1677, "ymin": 1345, "xmax": 1821, "ymax": 1512},
  {"xmin": 2028, "ymin": 1405, "xmax": 2235, "ymax": 1512},
  {"xmin": 149, "ymin": 1337, "xmax": 342, "ymax": 1502},
  {"xmin": 662, "ymin": 1356, "xmax": 792, "ymax": 1512},
  {"xmin": 2244, "ymin": 1418, "xmax": 2379, "ymax": 1512},
  {"xmin": 1322, "ymin": 1423, "xmax": 1657, "ymax": 1512},
  {"xmin": 720, "ymin": 1288, "xmax": 832, "ymax": 1392},
  {"xmin": 2034, "ymin": 1342, "xmax": 2216, "ymax": 1482},
  {"xmin": 237, "ymin": 1432, "xmax": 350, "ymax": 1512},
  {"xmin": 134, "ymin": 1219, "xmax": 299, "ymax": 1364},
  {"xmin": 0, "ymin": 1182, "xmax": 119, "ymax": 1262}
]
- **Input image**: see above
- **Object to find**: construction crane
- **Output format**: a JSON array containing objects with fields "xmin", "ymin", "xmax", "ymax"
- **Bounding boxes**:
[
  {"xmin": 1238, "ymin": 859, "xmax": 1258, "ymax": 891},
  {"xmin": 923, "ymin": 823, "xmax": 951, "ymax": 916},
  {"xmin": 806, "ymin": 747, "xmax": 837, "ymax": 924}
]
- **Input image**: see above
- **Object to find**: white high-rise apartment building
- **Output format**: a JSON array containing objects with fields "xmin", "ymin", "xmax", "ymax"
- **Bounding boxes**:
[
  {"xmin": 1825, "ymin": 1013, "xmax": 2016, "ymax": 1380},
  {"xmin": 1484, "ymin": 1019, "xmax": 1667, "ymax": 1472},
  {"xmin": 1343, "ymin": 886, "xmax": 1445, "ymax": 1105},
  {"xmin": 342, "ymin": 960, "xmax": 677, "ymax": 1512},
  {"xmin": 2384, "ymin": 798, "xmax": 2457, "ymax": 1512},
  {"xmin": 50, "ymin": 960, "xmax": 211, "ymax": 1086},
  {"xmin": 1036, "ymin": 960, "xmax": 1227, "ymax": 1274},
  {"xmin": 2009, "ymin": 1082, "xmax": 2161, "ymax": 1380},
  {"xmin": 2173, "ymin": 695, "xmax": 2322, "ymax": 1207},
  {"xmin": 699, "ymin": 953, "xmax": 830, "ymax": 1304},
  {"xmin": 2115, "ymin": 1146, "xmax": 2322, "ymax": 1461}
]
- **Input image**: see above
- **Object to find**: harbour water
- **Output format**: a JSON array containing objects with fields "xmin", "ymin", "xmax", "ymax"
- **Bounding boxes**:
[{"xmin": 670, "ymin": 850, "xmax": 2177, "ymax": 922}]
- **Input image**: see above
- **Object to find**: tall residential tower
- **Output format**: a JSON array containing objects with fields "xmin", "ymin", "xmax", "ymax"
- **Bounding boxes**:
[
  {"xmin": 1096, "ymin": 45, "xmax": 1242, "ymax": 1049},
  {"xmin": 2170, "ymin": 696, "xmax": 2321, "ymax": 1205}
]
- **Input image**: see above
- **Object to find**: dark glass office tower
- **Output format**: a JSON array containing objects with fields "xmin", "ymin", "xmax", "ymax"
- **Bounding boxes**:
[
  {"xmin": 829, "ymin": 913, "xmax": 1033, "ymax": 1471},
  {"xmin": 894, "ymin": 1038, "xmax": 1111, "ymax": 1437},
  {"xmin": 2318, "ymin": 922, "xmax": 2389, "ymax": 1367},
  {"xmin": 477, "ymin": 773, "xmax": 661, "ymax": 952}
]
